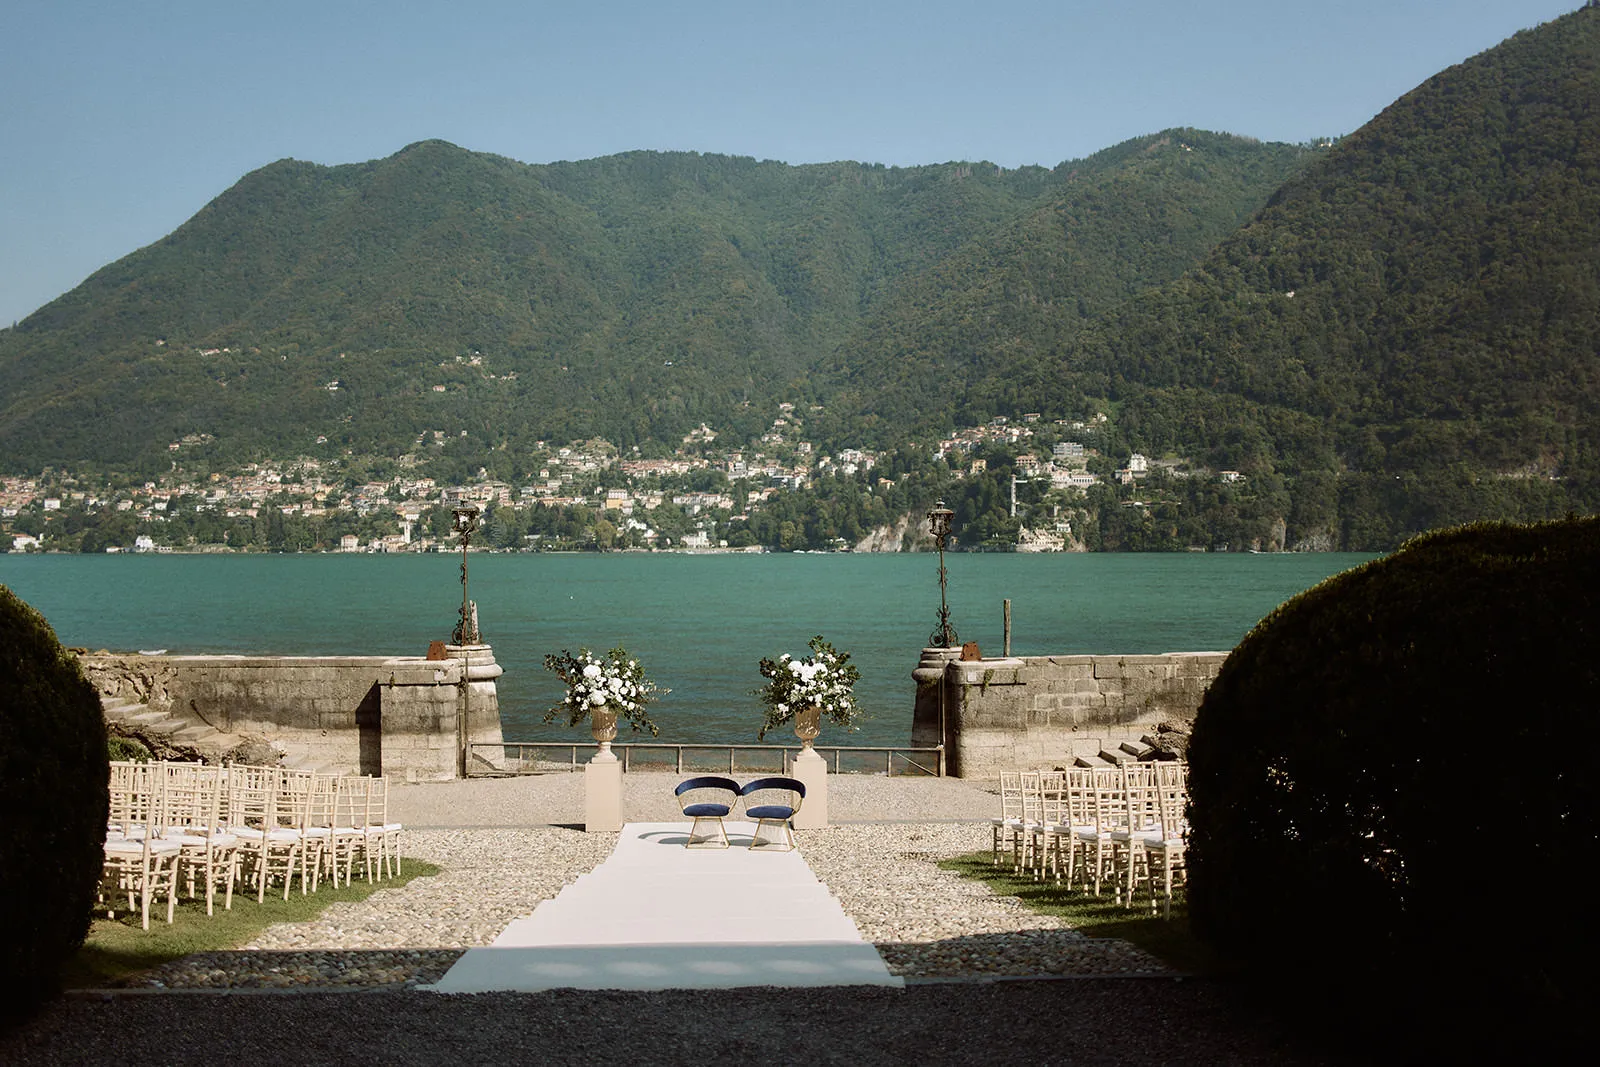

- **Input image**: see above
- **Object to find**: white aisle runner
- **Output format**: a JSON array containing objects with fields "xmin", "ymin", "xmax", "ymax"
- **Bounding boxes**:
[{"xmin": 426, "ymin": 821, "xmax": 902, "ymax": 993}]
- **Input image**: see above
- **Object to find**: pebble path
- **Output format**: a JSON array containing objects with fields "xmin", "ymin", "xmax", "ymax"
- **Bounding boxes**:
[{"xmin": 126, "ymin": 774, "xmax": 1172, "ymax": 990}]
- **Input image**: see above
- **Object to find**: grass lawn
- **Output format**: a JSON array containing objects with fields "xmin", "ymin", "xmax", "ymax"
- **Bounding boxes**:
[
  {"xmin": 938, "ymin": 853, "xmax": 1216, "ymax": 973},
  {"xmin": 67, "ymin": 859, "xmax": 442, "ymax": 988}
]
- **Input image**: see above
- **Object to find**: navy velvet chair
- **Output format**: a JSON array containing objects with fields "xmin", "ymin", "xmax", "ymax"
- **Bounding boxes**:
[
  {"xmin": 739, "ymin": 776, "xmax": 806, "ymax": 851},
  {"xmin": 674, "ymin": 776, "xmax": 742, "ymax": 848}
]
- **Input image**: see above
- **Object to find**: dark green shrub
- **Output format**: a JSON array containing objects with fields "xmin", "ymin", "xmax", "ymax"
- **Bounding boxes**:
[
  {"xmin": 0, "ymin": 585, "xmax": 109, "ymax": 1015},
  {"xmin": 1188, "ymin": 517, "xmax": 1598, "ymax": 1052},
  {"xmin": 106, "ymin": 734, "xmax": 152, "ymax": 762}
]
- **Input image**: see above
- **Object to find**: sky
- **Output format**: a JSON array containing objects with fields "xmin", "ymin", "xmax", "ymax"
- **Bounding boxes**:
[{"xmin": 0, "ymin": 0, "xmax": 1582, "ymax": 327}]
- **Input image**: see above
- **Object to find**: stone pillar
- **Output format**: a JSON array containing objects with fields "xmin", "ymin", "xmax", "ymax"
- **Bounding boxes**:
[
  {"xmin": 911, "ymin": 646, "xmax": 962, "ymax": 775},
  {"xmin": 585, "ymin": 750, "xmax": 623, "ymax": 832},
  {"xmin": 446, "ymin": 644, "xmax": 505, "ymax": 778},
  {"xmin": 791, "ymin": 747, "xmax": 828, "ymax": 829}
]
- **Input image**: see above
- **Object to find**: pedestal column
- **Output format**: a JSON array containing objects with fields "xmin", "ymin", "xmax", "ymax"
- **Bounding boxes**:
[
  {"xmin": 585, "ymin": 749, "xmax": 623, "ymax": 832},
  {"xmin": 791, "ymin": 747, "xmax": 828, "ymax": 829}
]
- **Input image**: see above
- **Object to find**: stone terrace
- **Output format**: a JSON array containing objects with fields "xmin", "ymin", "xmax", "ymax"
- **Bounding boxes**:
[{"xmin": 129, "ymin": 772, "xmax": 1170, "ymax": 989}]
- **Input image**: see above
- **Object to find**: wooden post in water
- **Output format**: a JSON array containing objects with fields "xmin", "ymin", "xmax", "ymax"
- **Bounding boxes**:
[{"xmin": 1003, "ymin": 599, "xmax": 1012, "ymax": 657}]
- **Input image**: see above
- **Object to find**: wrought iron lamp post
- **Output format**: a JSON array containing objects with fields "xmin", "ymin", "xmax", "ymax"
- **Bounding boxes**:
[
  {"xmin": 451, "ymin": 504, "xmax": 480, "ymax": 645},
  {"xmin": 927, "ymin": 501, "xmax": 959, "ymax": 648},
  {"xmin": 450, "ymin": 503, "xmax": 480, "ymax": 778}
]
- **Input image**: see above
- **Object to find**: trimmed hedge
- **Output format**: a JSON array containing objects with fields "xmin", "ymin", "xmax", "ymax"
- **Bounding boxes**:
[
  {"xmin": 0, "ymin": 585, "xmax": 109, "ymax": 1015},
  {"xmin": 1187, "ymin": 517, "xmax": 1598, "ymax": 1050}
]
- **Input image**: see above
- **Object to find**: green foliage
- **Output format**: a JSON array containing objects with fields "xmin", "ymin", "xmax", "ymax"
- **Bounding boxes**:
[
  {"xmin": 825, "ymin": 130, "xmax": 1315, "ymax": 440},
  {"xmin": 106, "ymin": 734, "xmax": 153, "ymax": 762},
  {"xmin": 0, "ymin": 585, "xmax": 110, "ymax": 1015},
  {"xmin": 1186, "ymin": 516, "xmax": 1600, "ymax": 1054}
]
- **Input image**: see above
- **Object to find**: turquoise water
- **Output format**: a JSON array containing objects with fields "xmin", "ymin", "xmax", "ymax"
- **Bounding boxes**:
[{"xmin": 0, "ymin": 552, "xmax": 1372, "ymax": 746}]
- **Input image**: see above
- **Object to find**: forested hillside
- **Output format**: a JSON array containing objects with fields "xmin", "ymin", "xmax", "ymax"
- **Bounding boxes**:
[
  {"xmin": 0, "ymin": 132, "xmax": 1308, "ymax": 475},
  {"xmin": 994, "ymin": 7, "xmax": 1600, "ymax": 547},
  {"xmin": 817, "ymin": 131, "xmax": 1315, "ymax": 440}
]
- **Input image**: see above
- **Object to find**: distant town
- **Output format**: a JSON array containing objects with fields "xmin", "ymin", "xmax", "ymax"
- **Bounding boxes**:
[{"xmin": 3, "ymin": 403, "xmax": 1240, "ymax": 554}]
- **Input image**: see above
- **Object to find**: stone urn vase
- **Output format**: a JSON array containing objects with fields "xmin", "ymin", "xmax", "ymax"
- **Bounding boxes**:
[
  {"xmin": 590, "ymin": 705, "xmax": 619, "ymax": 759},
  {"xmin": 794, "ymin": 706, "xmax": 822, "ymax": 750}
]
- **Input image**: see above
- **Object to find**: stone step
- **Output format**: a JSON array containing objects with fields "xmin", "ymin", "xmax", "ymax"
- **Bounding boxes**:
[
  {"xmin": 1074, "ymin": 754, "xmax": 1115, "ymax": 769},
  {"xmin": 1119, "ymin": 739, "xmax": 1156, "ymax": 760},
  {"xmin": 279, "ymin": 746, "xmax": 338, "ymax": 776},
  {"xmin": 133, "ymin": 715, "xmax": 187, "ymax": 737},
  {"xmin": 1098, "ymin": 747, "xmax": 1140, "ymax": 766},
  {"xmin": 102, "ymin": 704, "xmax": 151, "ymax": 723},
  {"xmin": 99, "ymin": 693, "xmax": 268, "ymax": 765}
]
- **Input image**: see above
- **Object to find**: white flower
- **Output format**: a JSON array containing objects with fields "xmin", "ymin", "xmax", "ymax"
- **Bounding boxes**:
[
  {"xmin": 589, "ymin": 690, "xmax": 608, "ymax": 707},
  {"xmin": 582, "ymin": 663, "xmax": 602, "ymax": 680}
]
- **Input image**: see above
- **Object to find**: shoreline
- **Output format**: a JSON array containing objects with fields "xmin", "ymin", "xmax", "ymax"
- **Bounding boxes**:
[{"xmin": 5, "ymin": 544, "xmax": 1359, "ymax": 557}]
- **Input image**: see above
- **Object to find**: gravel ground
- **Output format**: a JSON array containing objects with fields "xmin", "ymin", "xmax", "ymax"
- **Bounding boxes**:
[{"xmin": 118, "ymin": 772, "xmax": 1163, "ymax": 989}]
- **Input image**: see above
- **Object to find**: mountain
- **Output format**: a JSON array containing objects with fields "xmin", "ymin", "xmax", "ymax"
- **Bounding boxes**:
[
  {"xmin": 0, "ymin": 133, "xmax": 1310, "ymax": 475},
  {"xmin": 869, "ymin": 5, "xmax": 1600, "ymax": 546}
]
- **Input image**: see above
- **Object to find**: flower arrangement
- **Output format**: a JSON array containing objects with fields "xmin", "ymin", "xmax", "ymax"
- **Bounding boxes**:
[
  {"xmin": 754, "ymin": 635, "xmax": 862, "ymax": 741},
  {"xmin": 543, "ymin": 646, "xmax": 662, "ymax": 737}
]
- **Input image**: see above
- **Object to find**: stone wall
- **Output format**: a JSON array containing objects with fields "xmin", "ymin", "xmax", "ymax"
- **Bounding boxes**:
[
  {"xmin": 83, "ymin": 648, "xmax": 504, "ymax": 781},
  {"xmin": 912, "ymin": 648, "xmax": 1227, "ymax": 778}
]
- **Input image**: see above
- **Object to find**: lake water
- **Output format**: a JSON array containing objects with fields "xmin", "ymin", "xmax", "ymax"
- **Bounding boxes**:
[{"xmin": 0, "ymin": 552, "xmax": 1373, "ymax": 747}]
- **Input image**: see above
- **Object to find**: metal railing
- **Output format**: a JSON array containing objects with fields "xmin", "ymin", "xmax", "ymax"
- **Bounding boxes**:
[{"xmin": 469, "ymin": 741, "xmax": 943, "ymax": 777}]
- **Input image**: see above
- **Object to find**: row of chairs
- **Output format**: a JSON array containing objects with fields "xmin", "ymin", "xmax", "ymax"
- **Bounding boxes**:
[
  {"xmin": 990, "ymin": 763, "xmax": 1188, "ymax": 917},
  {"xmin": 102, "ymin": 761, "xmax": 403, "ymax": 929}
]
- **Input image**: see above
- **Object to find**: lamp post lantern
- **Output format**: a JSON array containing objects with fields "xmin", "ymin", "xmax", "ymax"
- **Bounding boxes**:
[{"xmin": 927, "ymin": 501, "xmax": 959, "ymax": 648}]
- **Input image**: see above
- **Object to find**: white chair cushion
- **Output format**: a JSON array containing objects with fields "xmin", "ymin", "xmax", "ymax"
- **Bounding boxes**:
[
  {"xmin": 105, "ymin": 837, "xmax": 181, "ymax": 857},
  {"xmin": 168, "ymin": 831, "xmax": 239, "ymax": 849},
  {"xmin": 1139, "ymin": 832, "xmax": 1185, "ymax": 848}
]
